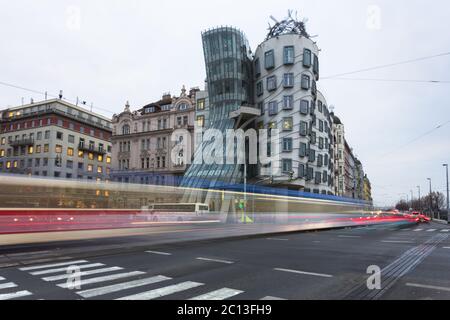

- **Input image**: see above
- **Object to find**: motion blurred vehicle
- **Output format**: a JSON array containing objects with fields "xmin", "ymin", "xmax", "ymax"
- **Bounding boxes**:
[{"xmin": 404, "ymin": 211, "xmax": 431, "ymax": 223}]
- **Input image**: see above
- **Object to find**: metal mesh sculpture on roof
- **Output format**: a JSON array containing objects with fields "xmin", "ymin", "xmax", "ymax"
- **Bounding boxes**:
[{"xmin": 266, "ymin": 10, "xmax": 310, "ymax": 40}]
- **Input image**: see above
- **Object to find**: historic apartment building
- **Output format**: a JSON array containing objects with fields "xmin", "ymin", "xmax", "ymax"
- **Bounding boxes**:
[
  {"xmin": 0, "ymin": 99, "xmax": 112, "ymax": 180},
  {"xmin": 111, "ymin": 86, "xmax": 197, "ymax": 185}
]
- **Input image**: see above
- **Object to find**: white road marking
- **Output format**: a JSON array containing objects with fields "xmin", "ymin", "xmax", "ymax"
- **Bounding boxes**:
[
  {"xmin": 426, "ymin": 229, "xmax": 437, "ymax": 232},
  {"xmin": 274, "ymin": 268, "xmax": 333, "ymax": 278},
  {"xmin": 0, "ymin": 290, "xmax": 32, "ymax": 300},
  {"xmin": 406, "ymin": 283, "xmax": 450, "ymax": 292},
  {"xmin": 146, "ymin": 251, "xmax": 172, "ymax": 256},
  {"xmin": 190, "ymin": 288, "xmax": 243, "ymax": 300},
  {"xmin": 260, "ymin": 296, "xmax": 287, "ymax": 300},
  {"xmin": 19, "ymin": 260, "xmax": 89, "ymax": 271},
  {"xmin": 42, "ymin": 266, "xmax": 123, "ymax": 281},
  {"xmin": 413, "ymin": 229, "xmax": 423, "ymax": 232},
  {"xmin": 116, "ymin": 281, "xmax": 203, "ymax": 300},
  {"xmin": 381, "ymin": 240, "xmax": 414, "ymax": 244},
  {"xmin": 30, "ymin": 263, "xmax": 104, "ymax": 275},
  {"xmin": 443, "ymin": 247, "xmax": 450, "ymax": 249},
  {"xmin": 0, "ymin": 276, "xmax": 5, "ymax": 281},
  {"xmin": 337, "ymin": 235, "xmax": 361, "ymax": 238},
  {"xmin": 440, "ymin": 229, "xmax": 450, "ymax": 232},
  {"xmin": 266, "ymin": 238, "xmax": 289, "ymax": 241},
  {"xmin": 77, "ymin": 275, "xmax": 171, "ymax": 298},
  {"xmin": 58, "ymin": 271, "xmax": 146, "ymax": 288},
  {"xmin": 7, "ymin": 250, "xmax": 51, "ymax": 257},
  {"xmin": 0, "ymin": 282, "xmax": 18, "ymax": 290},
  {"xmin": 196, "ymin": 257, "xmax": 234, "ymax": 264}
]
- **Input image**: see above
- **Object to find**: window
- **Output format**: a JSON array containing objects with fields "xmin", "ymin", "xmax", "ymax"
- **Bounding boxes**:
[
  {"xmin": 6, "ymin": 161, "xmax": 11, "ymax": 169},
  {"xmin": 88, "ymin": 153, "xmax": 94, "ymax": 160},
  {"xmin": 283, "ymin": 46, "xmax": 294, "ymax": 64},
  {"xmin": 282, "ymin": 118, "xmax": 293, "ymax": 131},
  {"xmin": 37, "ymin": 132, "xmax": 42, "ymax": 140},
  {"xmin": 307, "ymin": 166, "xmax": 314, "ymax": 181},
  {"xmin": 318, "ymin": 154, "xmax": 323, "ymax": 167},
  {"xmin": 315, "ymin": 171, "xmax": 322, "ymax": 184},
  {"xmin": 35, "ymin": 158, "xmax": 40, "ymax": 167},
  {"xmin": 67, "ymin": 160, "xmax": 73, "ymax": 169},
  {"xmin": 283, "ymin": 96, "xmax": 293, "ymax": 110},
  {"xmin": 313, "ymin": 54, "xmax": 319, "ymax": 77},
  {"xmin": 78, "ymin": 150, "xmax": 84, "ymax": 158},
  {"xmin": 196, "ymin": 115, "xmax": 205, "ymax": 128},
  {"xmin": 268, "ymin": 101, "xmax": 278, "ymax": 116},
  {"xmin": 300, "ymin": 121, "xmax": 308, "ymax": 136},
  {"xmin": 318, "ymin": 101, "xmax": 323, "ymax": 113},
  {"xmin": 98, "ymin": 154, "xmax": 103, "ymax": 162},
  {"xmin": 78, "ymin": 162, "xmax": 83, "ymax": 170},
  {"xmin": 1, "ymin": 137, "xmax": 5, "ymax": 145},
  {"xmin": 283, "ymin": 73, "xmax": 294, "ymax": 88},
  {"xmin": 311, "ymin": 130, "xmax": 316, "ymax": 144},
  {"xmin": 44, "ymin": 131, "xmax": 50, "ymax": 139},
  {"xmin": 308, "ymin": 148, "xmax": 316, "ymax": 163},
  {"xmin": 266, "ymin": 75, "xmax": 277, "ymax": 91},
  {"xmin": 282, "ymin": 159, "xmax": 292, "ymax": 173},
  {"xmin": 67, "ymin": 147, "xmax": 74, "ymax": 156},
  {"xmin": 300, "ymin": 100, "xmax": 309, "ymax": 115},
  {"xmin": 56, "ymin": 131, "xmax": 63, "ymax": 140},
  {"xmin": 97, "ymin": 166, "xmax": 103, "ymax": 174},
  {"xmin": 197, "ymin": 99, "xmax": 205, "ymax": 110},
  {"xmin": 299, "ymin": 142, "xmax": 307, "ymax": 157},
  {"xmin": 303, "ymin": 48, "xmax": 312, "ymax": 67},
  {"xmin": 55, "ymin": 145, "xmax": 62, "ymax": 153},
  {"xmin": 255, "ymin": 58, "xmax": 261, "ymax": 77},
  {"xmin": 106, "ymin": 156, "xmax": 111, "ymax": 164},
  {"xmin": 301, "ymin": 74, "xmax": 310, "ymax": 90},
  {"xmin": 264, "ymin": 50, "xmax": 275, "ymax": 69},
  {"xmin": 122, "ymin": 124, "xmax": 130, "ymax": 135},
  {"xmin": 319, "ymin": 120, "xmax": 324, "ymax": 132},
  {"xmin": 68, "ymin": 135, "xmax": 75, "ymax": 143},
  {"xmin": 256, "ymin": 81, "xmax": 263, "ymax": 96},
  {"xmin": 282, "ymin": 137, "xmax": 293, "ymax": 151},
  {"xmin": 319, "ymin": 137, "xmax": 324, "ymax": 149},
  {"xmin": 258, "ymin": 102, "xmax": 265, "ymax": 115},
  {"xmin": 0, "ymin": 149, "xmax": 4, "ymax": 157},
  {"xmin": 298, "ymin": 164, "xmax": 305, "ymax": 178},
  {"xmin": 87, "ymin": 164, "xmax": 93, "ymax": 172}
]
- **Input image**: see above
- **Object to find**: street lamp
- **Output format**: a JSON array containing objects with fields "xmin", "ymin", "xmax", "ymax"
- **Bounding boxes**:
[
  {"xmin": 417, "ymin": 186, "xmax": 421, "ymax": 212},
  {"xmin": 444, "ymin": 164, "xmax": 449, "ymax": 223},
  {"xmin": 410, "ymin": 190, "xmax": 414, "ymax": 210},
  {"xmin": 427, "ymin": 178, "xmax": 432, "ymax": 219}
]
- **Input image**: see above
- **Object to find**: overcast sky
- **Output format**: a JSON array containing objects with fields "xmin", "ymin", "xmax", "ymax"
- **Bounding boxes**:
[{"xmin": 1, "ymin": 0, "xmax": 450, "ymax": 207}]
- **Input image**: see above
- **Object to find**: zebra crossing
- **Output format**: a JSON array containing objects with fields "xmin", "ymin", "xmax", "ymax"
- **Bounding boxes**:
[
  {"xmin": 402, "ymin": 228, "xmax": 450, "ymax": 233},
  {"xmin": 0, "ymin": 275, "xmax": 32, "ymax": 300},
  {"xmin": 18, "ymin": 258, "xmax": 251, "ymax": 300}
]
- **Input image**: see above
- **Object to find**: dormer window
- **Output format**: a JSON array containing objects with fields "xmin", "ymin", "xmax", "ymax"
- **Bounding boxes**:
[
  {"xmin": 145, "ymin": 107, "xmax": 155, "ymax": 113},
  {"xmin": 178, "ymin": 103, "xmax": 189, "ymax": 111}
]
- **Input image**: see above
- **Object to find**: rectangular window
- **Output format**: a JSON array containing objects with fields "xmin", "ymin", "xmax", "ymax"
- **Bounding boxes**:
[
  {"xmin": 283, "ymin": 95, "xmax": 293, "ymax": 110},
  {"xmin": 44, "ymin": 131, "xmax": 50, "ymax": 139},
  {"xmin": 87, "ymin": 164, "xmax": 93, "ymax": 172},
  {"xmin": 283, "ymin": 46, "xmax": 295, "ymax": 64},
  {"xmin": 264, "ymin": 50, "xmax": 275, "ymax": 69},
  {"xmin": 301, "ymin": 74, "xmax": 310, "ymax": 90},
  {"xmin": 308, "ymin": 148, "xmax": 316, "ymax": 163},
  {"xmin": 298, "ymin": 164, "xmax": 305, "ymax": 178},
  {"xmin": 256, "ymin": 81, "xmax": 264, "ymax": 96},
  {"xmin": 313, "ymin": 54, "xmax": 319, "ymax": 77},
  {"xmin": 299, "ymin": 143, "xmax": 307, "ymax": 157},
  {"xmin": 106, "ymin": 156, "xmax": 111, "ymax": 164},
  {"xmin": 196, "ymin": 115, "xmax": 204, "ymax": 128},
  {"xmin": 268, "ymin": 101, "xmax": 278, "ymax": 116},
  {"xmin": 267, "ymin": 75, "xmax": 277, "ymax": 91},
  {"xmin": 197, "ymin": 99, "xmax": 205, "ymax": 110},
  {"xmin": 282, "ymin": 117, "xmax": 293, "ymax": 131},
  {"xmin": 68, "ymin": 135, "xmax": 75, "ymax": 143},
  {"xmin": 67, "ymin": 160, "xmax": 73, "ymax": 169},
  {"xmin": 255, "ymin": 58, "xmax": 261, "ymax": 77},
  {"xmin": 303, "ymin": 48, "xmax": 312, "ymax": 67},
  {"xmin": 319, "ymin": 120, "xmax": 324, "ymax": 132},
  {"xmin": 78, "ymin": 150, "xmax": 84, "ymax": 158},
  {"xmin": 56, "ymin": 131, "xmax": 63, "ymax": 140},
  {"xmin": 67, "ymin": 147, "xmax": 74, "ymax": 156},
  {"xmin": 318, "ymin": 101, "xmax": 323, "ymax": 113},
  {"xmin": 300, "ymin": 121, "xmax": 308, "ymax": 136},
  {"xmin": 311, "ymin": 130, "xmax": 316, "ymax": 144},
  {"xmin": 88, "ymin": 153, "xmax": 94, "ymax": 160},
  {"xmin": 98, "ymin": 154, "xmax": 103, "ymax": 162},
  {"xmin": 55, "ymin": 145, "xmax": 62, "ymax": 153},
  {"xmin": 97, "ymin": 166, "xmax": 103, "ymax": 173},
  {"xmin": 318, "ymin": 154, "xmax": 323, "ymax": 167},
  {"xmin": 282, "ymin": 137, "xmax": 293, "ymax": 152},
  {"xmin": 315, "ymin": 171, "xmax": 322, "ymax": 184},
  {"xmin": 258, "ymin": 102, "xmax": 265, "ymax": 115},
  {"xmin": 319, "ymin": 137, "xmax": 324, "ymax": 149},
  {"xmin": 300, "ymin": 100, "xmax": 309, "ymax": 115},
  {"xmin": 283, "ymin": 73, "xmax": 294, "ymax": 88},
  {"xmin": 282, "ymin": 159, "xmax": 292, "ymax": 173},
  {"xmin": 0, "ymin": 149, "xmax": 4, "ymax": 157}
]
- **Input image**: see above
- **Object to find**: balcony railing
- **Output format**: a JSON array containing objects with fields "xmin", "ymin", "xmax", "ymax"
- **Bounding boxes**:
[
  {"xmin": 78, "ymin": 143, "xmax": 107, "ymax": 155},
  {"xmin": 9, "ymin": 138, "xmax": 34, "ymax": 147}
]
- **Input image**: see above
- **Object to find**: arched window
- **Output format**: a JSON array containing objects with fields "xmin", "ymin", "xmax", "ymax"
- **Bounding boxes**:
[{"xmin": 122, "ymin": 124, "xmax": 130, "ymax": 135}]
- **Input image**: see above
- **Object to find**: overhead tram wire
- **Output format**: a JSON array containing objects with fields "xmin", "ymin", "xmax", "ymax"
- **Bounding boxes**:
[
  {"xmin": 0, "ymin": 80, "xmax": 114, "ymax": 115},
  {"xmin": 322, "ymin": 51, "xmax": 450, "ymax": 79}
]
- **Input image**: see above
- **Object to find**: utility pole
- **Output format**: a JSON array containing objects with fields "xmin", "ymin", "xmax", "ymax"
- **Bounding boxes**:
[
  {"xmin": 444, "ymin": 164, "xmax": 449, "ymax": 223},
  {"xmin": 410, "ymin": 190, "xmax": 414, "ymax": 210},
  {"xmin": 417, "ymin": 186, "xmax": 421, "ymax": 212},
  {"xmin": 427, "ymin": 178, "xmax": 432, "ymax": 219}
]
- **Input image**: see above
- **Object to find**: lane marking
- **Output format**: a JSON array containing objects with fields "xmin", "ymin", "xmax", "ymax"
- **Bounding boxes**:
[
  {"xmin": 190, "ymin": 288, "xmax": 243, "ymax": 300},
  {"xmin": 0, "ymin": 290, "xmax": 32, "ymax": 300},
  {"xmin": 442, "ymin": 247, "xmax": 450, "ymax": 249},
  {"xmin": 381, "ymin": 240, "xmax": 414, "ymax": 244},
  {"xmin": 274, "ymin": 268, "xmax": 333, "ymax": 278},
  {"xmin": 7, "ymin": 250, "xmax": 51, "ymax": 257},
  {"xmin": 426, "ymin": 229, "xmax": 437, "ymax": 232},
  {"xmin": 146, "ymin": 251, "xmax": 172, "ymax": 256},
  {"xmin": 196, "ymin": 257, "xmax": 234, "ymax": 264},
  {"xmin": 406, "ymin": 283, "xmax": 450, "ymax": 292},
  {"xmin": 260, "ymin": 296, "xmax": 287, "ymax": 300},
  {"xmin": 266, "ymin": 238, "xmax": 289, "ymax": 241},
  {"xmin": 19, "ymin": 260, "xmax": 88, "ymax": 271},
  {"xmin": 413, "ymin": 229, "xmax": 423, "ymax": 232},
  {"xmin": 77, "ymin": 275, "xmax": 171, "ymax": 298},
  {"xmin": 116, "ymin": 281, "xmax": 204, "ymax": 300},
  {"xmin": 0, "ymin": 282, "xmax": 18, "ymax": 290},
  {"xmin": 30, "ymin": 263, "xmax": 104, "ymax": 275},
  {"xmin": 42, "ymin": 266, "xmax": 123, "ymax": 281},
  {"xmin": 337, "ymin": 235, "xmax": 361, "ymax": 238},
  {"xmin": 58, "ymin": 271, "xmax": 145, "ymax": 288},
  {"xmin": 0, "ymin": 276, "xmax": 5, "ymax": 281},
  {"xmin": 440, "ymin": 229, "xmax": 449, "ymax": 232}
]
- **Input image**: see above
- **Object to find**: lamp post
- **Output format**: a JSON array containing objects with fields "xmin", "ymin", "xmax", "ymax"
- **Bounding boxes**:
[
  {"xmin": 410, "ymin": 190, "xmax": 414, "ymax": 210},
  {"xmin": 417, "ymin": 186, "xmax": 421, "ymax": 212},
  {"xmin": 444, "ymin": 164, "xmax": 449, "ymax": 223},
  {"xmin": 427, "ymin": 178, "xmax": 432, "ymax": 219}
]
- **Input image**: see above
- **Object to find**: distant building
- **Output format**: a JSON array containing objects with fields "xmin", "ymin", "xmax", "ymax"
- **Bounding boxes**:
[
  {"xmin": 332, "ymin": 113, "xmax": 345, "ymax": 196},
  {"xmin": 354, "ymin": 158, "xmax": 365, "ymax": 200},
  {"xmin": 363, "ymin": 174, "xmax": 373, "ymax": 203},
  {"xmin": 111, "ymin": 86, "xmax": 197, "ymax": 185},
  {"xmin": 0, "ymin": 99, "xmax": 112, "ymax": 180}
]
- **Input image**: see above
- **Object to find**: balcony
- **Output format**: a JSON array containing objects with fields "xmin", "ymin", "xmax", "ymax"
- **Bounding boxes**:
[
  {"xmin": 78, "ymin": 143, "xmax": 107, "ymax": 155},
  {"xmin": 9, "ymin": 138, "xmax": 34, "ymax": 147}
]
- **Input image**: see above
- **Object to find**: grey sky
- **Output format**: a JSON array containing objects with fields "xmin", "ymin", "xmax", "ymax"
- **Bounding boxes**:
[{"xmin": 1, "ymin": 0, "xmax": 449, "ymax": 206}]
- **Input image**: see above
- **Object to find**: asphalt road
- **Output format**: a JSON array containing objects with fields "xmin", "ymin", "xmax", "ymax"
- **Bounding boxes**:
[{"xmin": 0, "ymin": 221, "xmax": 449, "ymax": 300}]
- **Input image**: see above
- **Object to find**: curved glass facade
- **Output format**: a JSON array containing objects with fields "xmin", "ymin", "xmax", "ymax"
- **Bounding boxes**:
[{"xmin": 182, "ymin": 27, "xmax": 253, "ymax": 188}]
